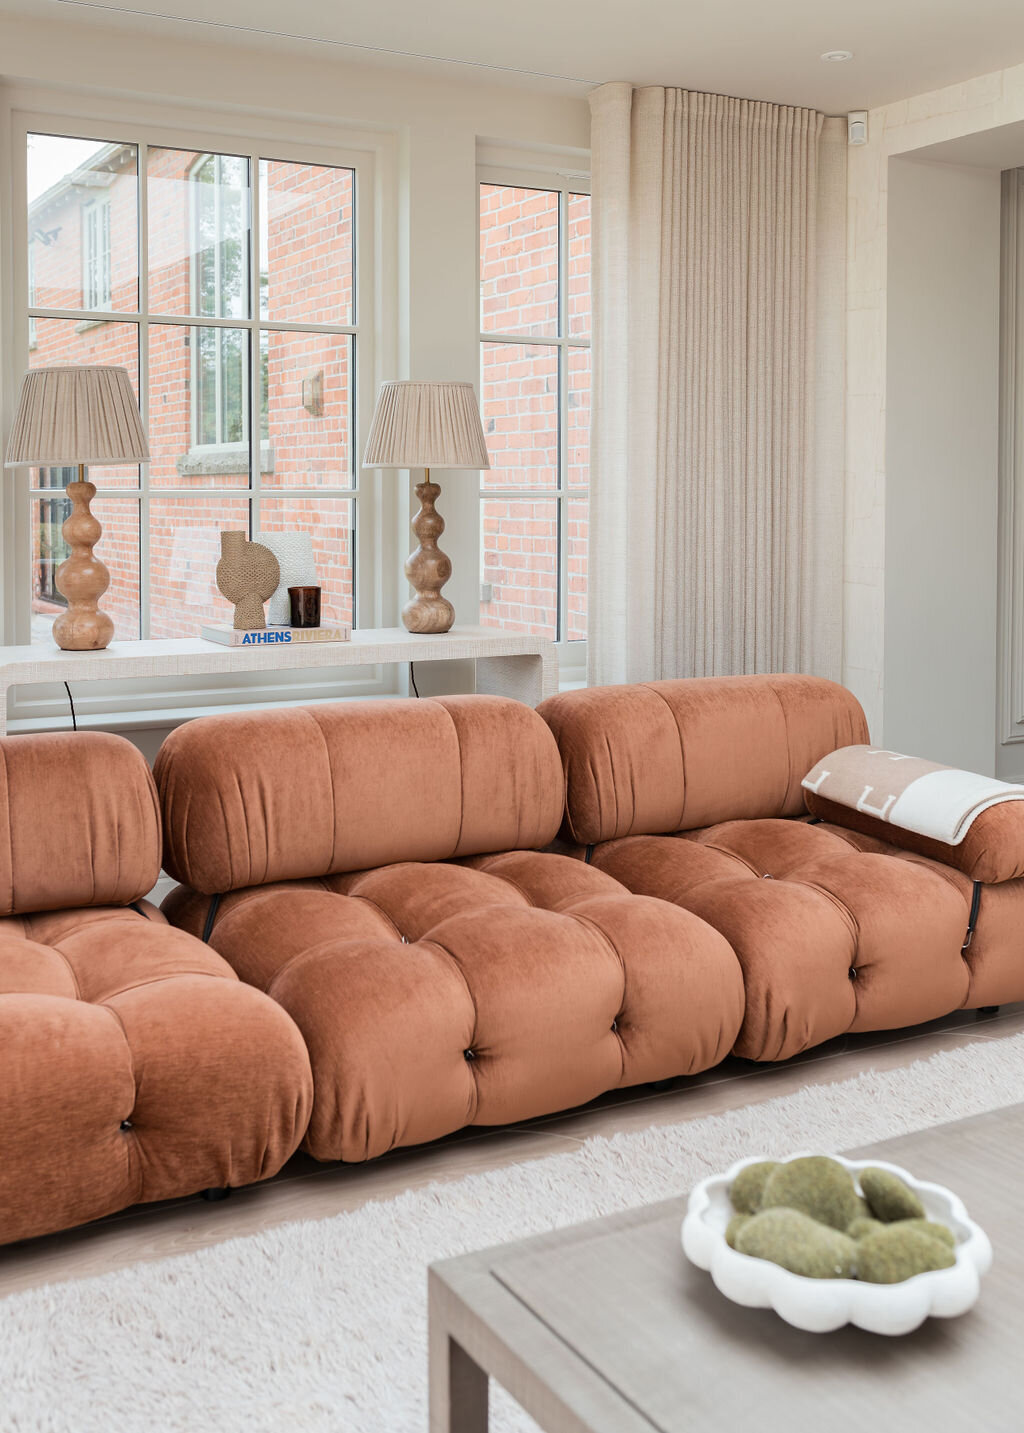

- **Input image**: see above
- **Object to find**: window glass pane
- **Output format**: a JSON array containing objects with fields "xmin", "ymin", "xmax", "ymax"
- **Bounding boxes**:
[
  {"xmin": 480, "ymin": 496, "xmax": 557, "ymax": 639},
  {"xmin": 566, "ymin": 496, "xmax": 588, "ymax": 643},
  {"xmin": 31, "ymin": 495, "xmax": 140, "ymax": 644},
  {"xmin": 259, "ymin": 496, "xmax": 353, "ymax": 626},
  {"xmin": 481, "ymin": 343, "xmax": 558, "ymax": 490},
  {"xmin": 148, "ymin": 149, "xmax": 250, "ymax": 319},
  {"xmin": 261, "ymin": 331, "xmax": 351, "ymax": 487},
  {"xmin": 149, "ymin": 497, "xmax": 251, "ymax": 637},
  {"xmin": 567, "ymin": 192, "xmax": 591, "ymax": 339},
  {"xmin": 29, "ymin": 319, "xmax": 140, "ymax": 488},
  {"xmin": 480, "ymin": 185, "xmax": 559, "ymax": 338},
  {"xmin": 260, "ymin": 161, "xmax": 354, "ymax": 325},
  {"xmin": 149, "ymin": 324, "xmax": 251, "ymax": 488},
  {"xmin": 31, "ymin": 490, "xmax": 69, "ymax": 641},
  {"xmin": 28, "ymin": 134, "xmax": 138, "ymax": 313},
  {"xmin": 567, "ymin": 345, "xmax": 590, "ymax": 490}
]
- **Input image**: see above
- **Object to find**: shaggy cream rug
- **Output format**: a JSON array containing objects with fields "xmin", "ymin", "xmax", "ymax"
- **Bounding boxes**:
[{"xmin": 3, "ymin": 1033, "xmax": 1023, "ymax": 1433}]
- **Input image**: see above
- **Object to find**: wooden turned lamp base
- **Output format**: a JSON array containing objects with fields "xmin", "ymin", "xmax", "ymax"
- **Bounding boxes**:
[
  {"xmin": 403, "ymin": 472, "xmax": 455, "ymax": 635},
  {"xmin": 52, "ymin": 467, "xmax": 114, "ymax": 651}
]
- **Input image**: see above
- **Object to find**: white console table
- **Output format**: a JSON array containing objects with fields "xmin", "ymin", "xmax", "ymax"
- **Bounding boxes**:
[{"xmin": 0, "ymin": 626, "xmax": 559, "ymax": 736}]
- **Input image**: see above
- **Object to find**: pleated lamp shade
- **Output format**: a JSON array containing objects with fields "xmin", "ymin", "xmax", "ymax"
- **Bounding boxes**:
[
  {"xmin": 362, "ymin": 381, "xmax": 490, "ymax": 470},
  {"xmin": 4, "ymin": 366, "xmax": 149, "ymax": 468}
]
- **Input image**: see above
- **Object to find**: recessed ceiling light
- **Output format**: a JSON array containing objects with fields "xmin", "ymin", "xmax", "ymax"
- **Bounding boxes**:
[{"xmin": 821, "ymin": 49, "xmax": 854, "ymax": 62}]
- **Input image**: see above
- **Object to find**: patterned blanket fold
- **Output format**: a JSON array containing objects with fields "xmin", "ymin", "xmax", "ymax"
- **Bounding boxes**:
[{"xmin": 801, "ymin": 745, "xmax": 1024, "ymax": 846}]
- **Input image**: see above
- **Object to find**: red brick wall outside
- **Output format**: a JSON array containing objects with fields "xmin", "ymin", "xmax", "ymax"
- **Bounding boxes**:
[
  {"xmin": 478, "ymin": 183, "xmax": 590, "ymax": 642},
  {"xmin": 28, "ymin": 140, "xmax": 354, "ymax": 639}
]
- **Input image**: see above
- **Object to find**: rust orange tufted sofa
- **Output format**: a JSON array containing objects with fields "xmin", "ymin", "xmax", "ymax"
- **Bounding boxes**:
[
  {"xmin": 156, "ymin": 696, "xmax": 746, "ymax": 1161},
  {"xmin": 0, "ymin": 731, "xmax": 313, "ymax": 1247},
  {"xmin": 537, "ymin": 674, "xmax": 1024, "ymax": 1062}
]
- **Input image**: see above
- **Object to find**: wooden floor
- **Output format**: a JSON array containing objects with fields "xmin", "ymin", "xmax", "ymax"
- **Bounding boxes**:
[{"xmin": 2, "ymin": 1003, "xmax": 1022, "ymax": 1300}]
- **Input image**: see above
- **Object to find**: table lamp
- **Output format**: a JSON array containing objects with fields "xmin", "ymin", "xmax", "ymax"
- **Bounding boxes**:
[
  {"xmin": 362, "ymin": 380, "xmax": 490, "ymax": 633},
  {"xmin": 5, "ymin": 366, "xmax": 149, "ymax": 651}
]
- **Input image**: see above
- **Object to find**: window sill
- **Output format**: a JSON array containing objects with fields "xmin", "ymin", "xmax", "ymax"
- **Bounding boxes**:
[{"xmin": 176, "ymin": 442, "xmax": 275, "ymax": 478}]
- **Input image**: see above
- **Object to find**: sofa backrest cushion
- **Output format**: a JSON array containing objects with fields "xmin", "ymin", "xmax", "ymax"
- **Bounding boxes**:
[
  {"xmin": 537, "ymin": 674, "xmax": 869, "ymax": 845},
  {"xmin": 155, "ymin": 695, "xmax": 565, "ymax": 895},
  {"xmin": 0, "ymin": 731, "xmax": 161, "ymax": 915}
]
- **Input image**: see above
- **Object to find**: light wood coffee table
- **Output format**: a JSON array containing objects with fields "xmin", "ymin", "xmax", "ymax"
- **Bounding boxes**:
[{"xmin": 429, "ymin": 1103, "xmax": 1021, "ymax": 1432}]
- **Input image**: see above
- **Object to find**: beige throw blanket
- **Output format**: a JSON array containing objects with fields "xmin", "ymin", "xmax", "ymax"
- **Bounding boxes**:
[{"xmin": 802, "ymin": 745, "xmax": 1024, "ymax": 845}]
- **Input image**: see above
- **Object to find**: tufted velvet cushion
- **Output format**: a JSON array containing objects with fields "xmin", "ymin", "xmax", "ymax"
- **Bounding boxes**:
[
  {"xmin": 155, "ymin": 695, "xmax": 565, "ymax": 895},
  {"xmin": 163, "ymin": 853, "xmax": 745, "ymax": 1160},
  {"xmin": 0, "ymin": 732, "xmax": 161, "ymax": 915},
  {"xmin": 538, "ymin": 674, "xmax": 869, "ymax": 846},
  {"xmin": 0, "ymin": 904, "xmax": 313, "ymax": 1245},
  {"xmin": 592, "ymin": 817, "xmax": 1024, "ymax": 1061}
]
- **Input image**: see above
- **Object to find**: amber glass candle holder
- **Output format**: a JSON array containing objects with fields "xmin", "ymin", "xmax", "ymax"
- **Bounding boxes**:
[{"xmin": 288, "ymin": 586, "xmax": 321, "ymax": 628}]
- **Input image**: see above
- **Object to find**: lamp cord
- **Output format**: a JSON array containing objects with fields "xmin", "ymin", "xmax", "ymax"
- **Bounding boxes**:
[
  {"xmin": 409, "ymin": 662, "xmax": 420, "ymax": 698},
  {"xmin": 64, "ymin": 682, "xmax": 78, "ymax": 732}
]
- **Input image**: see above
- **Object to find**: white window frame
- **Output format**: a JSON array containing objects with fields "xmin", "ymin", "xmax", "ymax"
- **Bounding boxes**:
[
  {"xmin": 27, "ymin": 237, "xmax": 36, "ymax": 348},
  {"xmin": 5, "ymin": 95, "xmax": 398, "ymax": 730},
  {"xmin": 187, "ymin": 151, "xmax": 247, "ymax": 452},
  {"xmin": 81, "ymin": 190, "xmax": 111, "ymax": 310},
  {"xmin": 477, "ymin": 162, "xmax": 590, "ymax": 684}
]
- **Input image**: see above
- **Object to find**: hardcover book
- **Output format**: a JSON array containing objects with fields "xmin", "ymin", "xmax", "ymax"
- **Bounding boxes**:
[{"xmin": 201, "ymin": 624, "xmax": 352, "ymax": 647}]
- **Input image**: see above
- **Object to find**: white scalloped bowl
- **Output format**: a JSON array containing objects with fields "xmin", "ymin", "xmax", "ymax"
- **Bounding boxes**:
[{"xmin": 682, "ymin": 1153, "xmax": 992, "ymax": 1335}]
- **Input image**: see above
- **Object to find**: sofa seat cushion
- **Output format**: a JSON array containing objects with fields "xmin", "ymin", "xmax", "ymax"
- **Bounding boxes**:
[
  {"xmin": 590, "ymin": 817, "xmax": 1015, "ymax": 1062},
  {"xmin": 0, "ymin": 905, "xmax": 313, "ymax": 1246},
  {"xmin": 163, "ymin": 853, "xmax": 745, "ymax": 1162}
]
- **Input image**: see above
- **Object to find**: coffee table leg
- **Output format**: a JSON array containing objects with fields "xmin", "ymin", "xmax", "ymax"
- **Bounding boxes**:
[{"xmin": 429, "ymin": 1312, "xmax": 489, "ymax": 1431}]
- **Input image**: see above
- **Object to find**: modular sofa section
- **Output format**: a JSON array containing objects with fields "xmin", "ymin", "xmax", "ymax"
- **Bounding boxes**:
[
  {"xmin": 0, "ymin": 905, "xmax": 313, "ymax": 1244},
  {"xmin": 158, "ymin": 697, "xmax": 746, "ymax": 1161},
  {"xmin": 0, "ymin": 732, "xmax": 313, "ymax": 1246},
  {"xmin": 539, "ymin": 676, "xmax": 1024, "ymax": 1061}
]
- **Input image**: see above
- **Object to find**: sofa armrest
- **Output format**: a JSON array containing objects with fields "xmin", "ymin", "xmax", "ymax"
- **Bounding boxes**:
[{"xmin": 804, "ymin": 791, "xmax": 1024, "ymax": 883}]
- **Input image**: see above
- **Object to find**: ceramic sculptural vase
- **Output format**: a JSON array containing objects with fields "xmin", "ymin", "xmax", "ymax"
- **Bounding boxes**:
[
  {"xmin": 216, "ymin": 531, "xmax": 280, "ymax": 630},
  {"xmin": 258, "ymin": 531, "xmax": 318, "ymax": 626}
]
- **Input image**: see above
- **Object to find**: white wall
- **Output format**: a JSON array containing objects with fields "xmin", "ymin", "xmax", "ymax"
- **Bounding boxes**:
[
  {"xmin": 883, "ymin": 157, "xmax": 1001, "ymax": 770},
  {"xmin": 845, "ymin": 62, "xmax": 1024, "ymax": 750}
]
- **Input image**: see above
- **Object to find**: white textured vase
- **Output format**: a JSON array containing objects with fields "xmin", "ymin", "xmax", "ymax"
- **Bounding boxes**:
[{"xmin": 258, "ymin": 531, "xmax": 318, "ymax": 626}]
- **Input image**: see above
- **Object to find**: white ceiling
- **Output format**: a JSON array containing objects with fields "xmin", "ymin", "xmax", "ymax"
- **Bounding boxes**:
[{"xmin": 9, "ymin": 0, "xmax": 1024, "ymax": 112}]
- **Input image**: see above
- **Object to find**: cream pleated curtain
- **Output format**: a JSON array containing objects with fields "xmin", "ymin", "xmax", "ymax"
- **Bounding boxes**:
[{"xmin": 588, "ymin": 83, "xmax": 847, "ymax": 685}]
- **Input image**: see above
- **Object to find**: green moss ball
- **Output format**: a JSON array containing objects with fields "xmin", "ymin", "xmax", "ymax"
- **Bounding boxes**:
[
  {"xmin": 856, "ymin": 1225, "xmax": 956, "ymax": 1284},
  {"xmin": 736, "ymin": 1208, "xmax": 857, "ymax": 1279},
  {"xmin": 729, "ymin": 1162, "xmax": 780, "ymax": 1215},
  {"xmin": 725, "ymin": 1213, "xmax": 751, "ymax": 1249},
  {"xmin": 860, "ymin": 1167, "xmax": 927, "ymax": 1222},
  {"xmin": 901, "ymin": 1218, "xmax": 956, "ymax": 1250},
  {"xmin": 761, "ymin": 1156, "xmax": 860, "ymax": 1231},
  {"xmin": 847, "ymin": 1216, "xmax": 886, "ymax": 1240}
]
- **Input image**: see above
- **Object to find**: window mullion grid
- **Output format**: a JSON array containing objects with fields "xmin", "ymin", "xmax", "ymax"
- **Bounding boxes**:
[
  {"xmin": 138, "ymin": 139, "xmax": 151, "ymax": 639},
  {"xmin": 249, "ymin": 150, "xmax": 261, "ymax": 541},
  {"xmin": 23, "ymin": 131, "xmax": 366, "ymax": 651},
  {"xmin": 26, "ymin": 307, "xmax": 357, "ymax": 337},
  {"xmin": 557, "ymin": 186, "xmax": 570, "ymax": 645},
  {"xmin": 350, "ymin": 332, "xmax": 358, "ymax": 627},
  {"xmin": 213, "ymin": 160, "xmax": 225, "ymax": 448}
]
